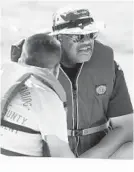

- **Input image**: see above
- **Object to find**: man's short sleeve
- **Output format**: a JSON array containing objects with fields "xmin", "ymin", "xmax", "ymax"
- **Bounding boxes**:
[{"xmin": 106, "ymin": 61, "xmax": 133, "ymax": 118}]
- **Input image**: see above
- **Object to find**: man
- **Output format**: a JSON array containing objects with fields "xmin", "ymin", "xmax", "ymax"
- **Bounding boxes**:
[
  {"xmin": 0, "ymin": 33, "xmax": 75, "ymax": 157},
  {"xmin": 10, "ymin": 8, "xmax": 133, "ymax": 159},
  {"xmin": 51, "ymin": 7, "xmax": 133, "ymax": 159}
]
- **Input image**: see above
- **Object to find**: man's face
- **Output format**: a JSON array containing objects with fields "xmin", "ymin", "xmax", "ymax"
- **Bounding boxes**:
[{"xmin": 59, "ymin": 33, "xmax": 95, "ymax": 65}]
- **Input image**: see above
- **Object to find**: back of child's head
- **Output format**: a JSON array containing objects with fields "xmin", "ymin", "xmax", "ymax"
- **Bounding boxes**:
[{"xmin": 19, "ymin": 33, "xmax": 61, "ymax": 69}]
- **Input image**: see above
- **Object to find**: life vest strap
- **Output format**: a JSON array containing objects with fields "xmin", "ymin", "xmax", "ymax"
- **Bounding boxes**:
[
  {"xmin": 0, "ymin": 148, "xmax": 30, "ymax": 156},
  {"xmin": 68, "ymin": 120, "xmax": 111, "ymax": 137}
]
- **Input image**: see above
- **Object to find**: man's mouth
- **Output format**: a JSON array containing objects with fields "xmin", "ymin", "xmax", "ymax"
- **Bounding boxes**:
[{"xmin": 79, "ymin": 46, "xmax": 91, "ymax": 51}]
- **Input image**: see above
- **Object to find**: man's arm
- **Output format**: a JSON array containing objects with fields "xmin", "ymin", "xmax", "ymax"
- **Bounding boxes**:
[
  {"xmin": 80, "ymin": 114, "xmax": 133, "ymax": 159},
  {"xmin": 110, "ymin": 141, "xmax": 133, "ymax": 159},
  {"xmin": 80, "ymin": 61, "xmax": 133, "ymax": 159},
  {"xmin": 44, "ymin": 135, "xmax": 75, "ymax": 158}
]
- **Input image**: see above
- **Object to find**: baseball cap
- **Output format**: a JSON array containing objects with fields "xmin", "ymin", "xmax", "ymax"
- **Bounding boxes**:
[{"xmin": 51, "ymin": 7, "xmax": 101, "ymax": 35}]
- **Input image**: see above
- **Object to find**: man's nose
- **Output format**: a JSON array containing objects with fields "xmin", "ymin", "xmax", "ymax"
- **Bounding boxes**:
[{"xmin": 80, "ymin": 40, "xmax": 93, "ymax": 47}]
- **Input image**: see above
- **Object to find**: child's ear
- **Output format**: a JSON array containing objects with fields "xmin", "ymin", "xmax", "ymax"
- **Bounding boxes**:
[
  {"xmin": 11, "ymin": 39, "xmax": 25, "ymax": 62},
  {"xmin": 53, "ymin": 63, "xmax": 60, "ymax": 78}
]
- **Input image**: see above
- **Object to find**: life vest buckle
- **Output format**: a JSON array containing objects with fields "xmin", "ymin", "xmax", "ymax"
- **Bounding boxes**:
[{"xmin": 70, "ymin": 129, "xmax": 83, "ymax": 137}]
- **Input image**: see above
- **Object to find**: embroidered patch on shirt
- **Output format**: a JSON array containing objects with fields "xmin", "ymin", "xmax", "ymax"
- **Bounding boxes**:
[{"xmin": 96, "ymin": 85, "xmax": 107, "ymax": 95}]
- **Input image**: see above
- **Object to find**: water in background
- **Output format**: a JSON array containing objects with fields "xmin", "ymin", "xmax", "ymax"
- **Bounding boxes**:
[{"xmin": 1, "ymin": 1, "xmax": 133, "ymax": 104}]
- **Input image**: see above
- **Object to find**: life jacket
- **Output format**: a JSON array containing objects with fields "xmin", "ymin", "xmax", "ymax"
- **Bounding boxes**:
[
  {"xmin": 58, "ymin": 40, "xmax": 115, "ymax": 156},
  {"xmin": 0, "ymin": 62, "xmax": 66, "ymax": 156}
]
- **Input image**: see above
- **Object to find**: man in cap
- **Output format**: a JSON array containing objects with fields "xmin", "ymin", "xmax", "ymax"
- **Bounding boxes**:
[
  {"xmin": 10, "ymin": 7, "xmax": 133, "ymax": 159},
  {"xmin": 51, "ymin": 7, "xmax": 133, "ymax": 159},
  {"xmin": 0, "ymin": 33, "xmax": 75, "ymax": 157}
]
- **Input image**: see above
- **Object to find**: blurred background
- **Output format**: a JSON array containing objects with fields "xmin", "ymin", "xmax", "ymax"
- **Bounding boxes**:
[{"xmin": 1, "ymin": 1, "xmax": 133, "ymax": 104}]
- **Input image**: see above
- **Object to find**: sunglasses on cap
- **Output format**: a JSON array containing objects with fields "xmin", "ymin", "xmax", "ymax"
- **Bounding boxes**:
[{"xmin": 58, "ymin": 32, "xmax": 97, "ymax": 43}]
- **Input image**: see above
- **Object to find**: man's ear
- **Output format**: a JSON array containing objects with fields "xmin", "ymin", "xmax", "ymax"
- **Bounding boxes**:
[
  {"xmin": 57, "ymin": 35, "xmax": 63, "ymax": 42},
  {"xmin": 11, "ymin": 39, "xmax": 25, "ymax": 62}
]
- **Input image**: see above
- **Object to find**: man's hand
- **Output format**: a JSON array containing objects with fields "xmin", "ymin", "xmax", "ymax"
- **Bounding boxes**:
[
  {"xmin": 110, "ymin": 142, "xmax": 133, "ymax": 159},
  {"xmin": 80, "ymin": 113, "xmax": 133, "ymax": 159}
]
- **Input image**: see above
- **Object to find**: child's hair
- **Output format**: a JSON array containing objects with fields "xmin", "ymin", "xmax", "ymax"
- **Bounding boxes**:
[{"xmin": 19, "ymin": 33, "xmax": 61, "ymax": 68}]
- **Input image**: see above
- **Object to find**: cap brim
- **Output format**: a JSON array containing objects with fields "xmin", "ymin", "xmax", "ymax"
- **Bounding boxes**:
[{"xmin": 51, "ymin": 22, "xmax": 101, "ymax": 36}]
